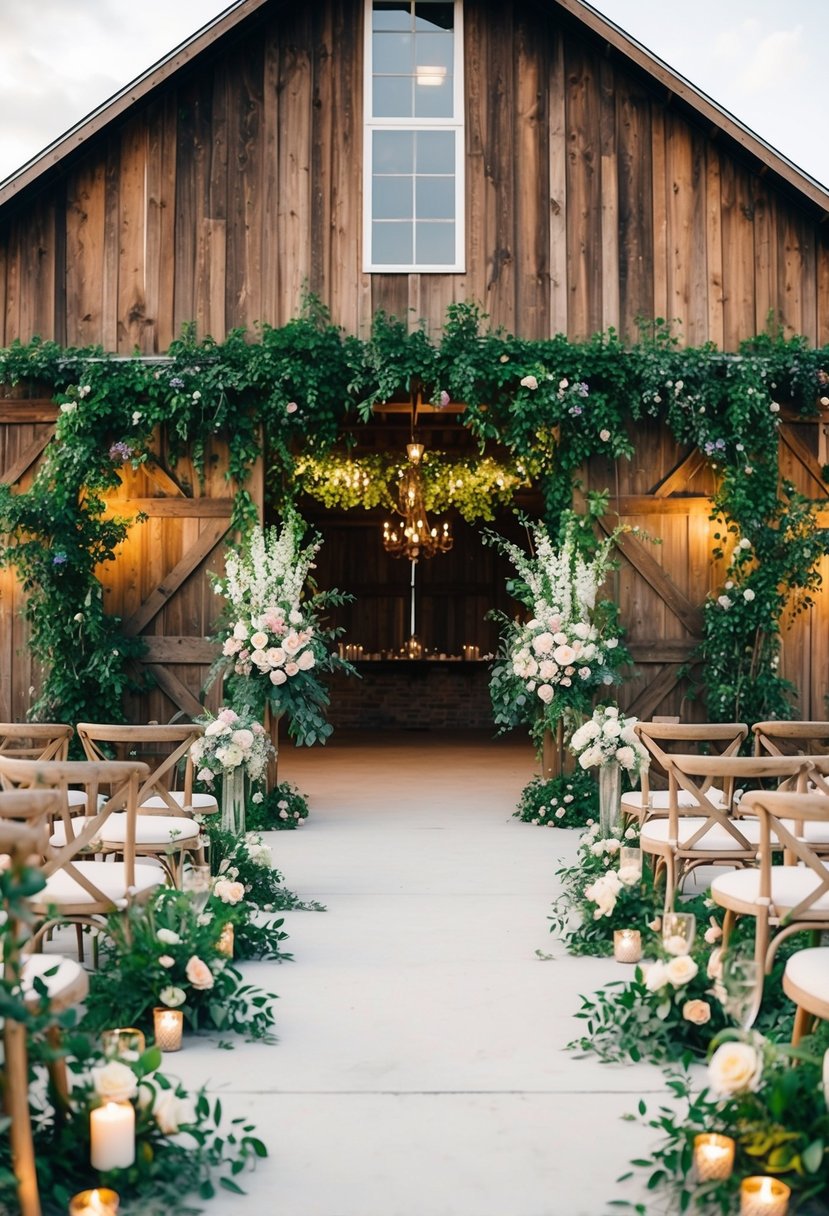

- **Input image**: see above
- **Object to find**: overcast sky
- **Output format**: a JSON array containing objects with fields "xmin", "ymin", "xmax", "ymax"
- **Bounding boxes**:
[{"xmin": 0, "ymin": 0, "xmax": 827, "ymax": 187}]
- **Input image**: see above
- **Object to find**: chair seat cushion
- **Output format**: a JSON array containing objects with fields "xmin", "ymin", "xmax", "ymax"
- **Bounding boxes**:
[
  {"xmin": 140, "ymin": 791, "xmax": 219, "ymax": 815},
  {"xmin": 37, "ymin": 861, "xmax": 165, "ymax": 907},
  {"xmin": 621, "ymin": 788, "xmax": 726, "ymax": 812},
  {"xmin": 711, "ymin": 865, "xmax": 829, "ymax": 915},
  {"xmin": 779, "ymin": 818, "xmax": 829, "ymax": 845},
  {"xmin": 784, "ymin": 947, "xmax": 829, "ymax": 1001},
  {"xmin": 51, "ymin": 814, "xmax": 200, "ymax": 847},
  {"xmin": 65, "ymin": 789, "xmax": 88, "ymax": 809},
  {"xmin": 641, "ymin": 815, "xmax": 762, "ymax": 852},
  {"xmin": 21, "ymin": 953, "xmax": 87, "ymax": 1005}
]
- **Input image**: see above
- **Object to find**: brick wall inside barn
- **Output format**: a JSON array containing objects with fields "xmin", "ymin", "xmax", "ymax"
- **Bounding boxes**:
[{"xmin": 326, "ymin": 662, "xmax": 494, "ymax": 730}]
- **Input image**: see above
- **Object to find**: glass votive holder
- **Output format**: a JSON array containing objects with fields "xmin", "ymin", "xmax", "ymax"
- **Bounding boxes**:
[
  {"xmin": 68, "ymin": 1188, "xmax": 120, "ymax": 1216},
  {"xmin": 693, "ymin": 1133, "xmax": 735, "ymax": 1181},
  {"xmin": 613, "ymin": 929, "xmax": 642, "ymax": 964},
  {"xmin": 100, "ymin": 1027, "xmax": 146, "ymax": 1061},
  {"xmin": 662, "ymin": 911, "xmax": 696, "ymax": 956},
  {"xmin": 740, "ymin": 1176, "xmax": 790, "ymax": 1216},
  {"xmin": 216, "ymin": 922, "xmax": 234, "ymax": 958},
  {"xmin": 153, "ymin": 1006, "xmax": 184, "ymax": 1052},
  {"xmin": 618, "ymin": 846, "xmax": 643, "ymax": 885}
]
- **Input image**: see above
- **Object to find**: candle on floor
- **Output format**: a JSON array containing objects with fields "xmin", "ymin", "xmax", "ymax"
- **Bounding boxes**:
[
  {"xmin": 693, "ymin": 1133, "xmax": 735, "ymax": 1181},
  {"xmin": 68, "ymin": 1188, "xmax": 120, "ymax": 1216},
  {"xmin": 90, "ymin": 1101, "xmax": 135, "ymax": 1172},
  {"xmin": 613, "ymin": 929, "xmax": 642, "ymax": 963},
  {"xmin": 216, "ymin": 922, "xmax": 234, "ymax": 958},
  {"xmin": 153, "ymin": 1007, "xmax": 184, "ymax": 1052},
  {"xmin": 100, "ymin": 1028, "xmax": 146, "ymax": 1061},
  {"xmin": 740, "ymin": 1176, "xmax": 790, "ymax": 1216}
]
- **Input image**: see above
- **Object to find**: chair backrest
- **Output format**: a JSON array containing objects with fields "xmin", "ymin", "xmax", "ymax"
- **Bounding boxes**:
[
  {"xmin": 739, "ymin": 790, "xmax": 829, "ymax": 924},
  {"xmin": 664, "ymin": 753, "xmax": 812, "ymax": 852},
  {"xmin": 635, "ymin": 721, "xmax": 748, "ymax": 797},
  {"xmin": 0, "ymin": 723, "xmax": 73, "ymax": 762},
  {"xmin": 0, "ymin": 755, "xmax": 149, "ymax": 906},
  {"xmin": 76, "ymin": 723, "xmax": 205, "ymax": 816},
  {"xmin": 753, "ymin": 721, "xmax": 829, "ymax": 757}
]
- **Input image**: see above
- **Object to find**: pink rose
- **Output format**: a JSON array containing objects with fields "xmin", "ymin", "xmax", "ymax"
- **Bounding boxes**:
[
  {"xmin": 297, "ymin": 650, "xmax": 315, "ymax": 671},
  {"xmin": 185, "ymin": 956, "xmax": 214, "ymax": 990},
  {"xmin": 285, "ymin": 661, "xmax": 300, "ymax": 677}
]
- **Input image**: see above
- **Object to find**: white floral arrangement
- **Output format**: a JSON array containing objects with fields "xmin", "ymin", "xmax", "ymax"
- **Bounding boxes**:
[
  {"xmin": 570, "ymin": 704, "xmax": 649, "ymax": 774},
  {"xmin": 190, "ymin": 706, "xmax": 274, "ymax": 783},
  {"xmin": 487, "ymin": 509, "xmax": 632, "ymax": 741}
]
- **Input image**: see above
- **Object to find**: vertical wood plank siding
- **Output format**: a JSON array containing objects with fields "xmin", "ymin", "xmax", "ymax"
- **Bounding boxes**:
[{"xmin": 0, "ymin": 0, "xmax": 825, "ymax": 347}]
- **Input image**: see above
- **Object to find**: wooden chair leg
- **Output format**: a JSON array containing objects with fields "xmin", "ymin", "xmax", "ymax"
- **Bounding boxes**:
[
  {"xmin": 3, "ymin": 1019, "xmax": 42, "ymax": 1216},
  {"xmin": 791, "ymin": 1005, "xmax": 813, "ymax": 1047},
  {"xmin": 721, "ymin": 909, "xmax": 736, "ymax": 953},
  {"xmin": 75, "ymin": 922, "xmax": 85, "ymax": 963}
]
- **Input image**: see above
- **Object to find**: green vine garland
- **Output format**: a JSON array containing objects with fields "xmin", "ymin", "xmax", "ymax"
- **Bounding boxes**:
[{"xmin": 0, "ymin": 300, "xmax": 827, "ymax": 726}]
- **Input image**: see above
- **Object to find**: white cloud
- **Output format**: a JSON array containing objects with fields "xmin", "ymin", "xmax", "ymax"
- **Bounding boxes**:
[{"xmin": 737, "ymin": 26, "xmax": 806, "ymax": 93}]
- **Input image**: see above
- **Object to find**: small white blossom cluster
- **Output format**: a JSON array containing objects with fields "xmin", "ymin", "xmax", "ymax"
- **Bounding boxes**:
[
  {"xmin": 570, "ymin": 705, "xmax": 649, "ymax": 774},
  {"xmin": 584, "ymin": 869, "xmax": 623, "ymax": 919},
  {"xmin": 214, "ymin": 519, "xmax": 321, "ymax": 690},
  {"xmin": 501, "ymin": 517, "xmax": 626, "ymax": 717},
  {"xmin": 191, "ymin": 706, "xmax": 274, "ymax": 782}
]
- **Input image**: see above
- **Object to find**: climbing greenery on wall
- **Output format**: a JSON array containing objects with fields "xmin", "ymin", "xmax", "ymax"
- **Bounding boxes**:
[{"xmin": 0, "ymin": 298, "xmax": 827, "ymax": 727}]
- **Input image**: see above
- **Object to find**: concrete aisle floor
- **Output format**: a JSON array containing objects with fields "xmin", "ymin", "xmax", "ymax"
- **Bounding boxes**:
[{"xmin": 172, "ymin": 732, "xmax": 666, "ymax": 1216}]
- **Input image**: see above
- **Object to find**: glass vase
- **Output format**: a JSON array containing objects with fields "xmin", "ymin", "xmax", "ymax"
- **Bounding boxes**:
[
  {"xmin": 599, "ymin": 761, "xmax": 622, "ymax": 837},
  {"xmin": 221, "ymin": 766, "xmax": 246, "ymax": 836}
]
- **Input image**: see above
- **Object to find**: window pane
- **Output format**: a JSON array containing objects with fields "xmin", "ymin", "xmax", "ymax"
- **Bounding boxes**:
[
  {"xmin": 374, "ymin": 130, "xmax": 414, "ymax": 173},
  {"xmin": 416, "ymin": 176, "xmax": 454, "ymax": 219},
  {"xmin": 374, "ymin": 176, "xmax": 413, "ymax": 220},
  {"xmin": 414, "ymin": 75, "xmax": 453, "ymax": 118},
  {"xmin": 373, "ymin": 222, "xmax": 413, "ymax": 265},
  {"xmin": 414, "ymin": 2, "xmax": 453, "ymax": 31},
  {"xmin": 414, "ymin": 30, "xmax": 453, "ymax": 70},
  {"xmin": 373, "ymin": 2, "xmax": 412, "ymax": 31},
  {"xmin": 415, "ymin": 221, "xmax": 455, "ymax": 264},
  {"xmin": 415, "ymin": 130, "xmax": 454, "ymax": 174},
  {"xmin": 373, "ymin": 31, "xmax": 413, "ymax": 74},
  {"xmin": 373, "ymin": 76, "xmax": 413, "ymax": 118}
]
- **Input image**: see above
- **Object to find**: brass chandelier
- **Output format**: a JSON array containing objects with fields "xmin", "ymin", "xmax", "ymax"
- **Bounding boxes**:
[{"xmin": 382, "ymin": 441, "xmax": 453, "ymax": 561}]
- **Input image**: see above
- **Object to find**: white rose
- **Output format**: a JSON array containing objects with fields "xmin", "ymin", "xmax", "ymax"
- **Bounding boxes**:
[
  {"xmin": 553, "ymin": 644, "xmax": 575, "ymax": 667},
  {"xmin": 213, "ymin": 878, "xmax": 245, "ymax": 904},
  {"xmin": 250, "ymin": 631, "xmax": 269, "ymax": 650},
  {"xmin": 297, "ymin": 649, "xmax": 316, "ymax": 671},
  {"xmin": 250, "ymin": 649, "xmax": 271, "ymax": 670},
  {"xmin": 92, "ymin": 1060, "xmax": 138, "ymax": 1104},
  {"xmin": 282, "ymin": 631, "xmax": 302, "ymax": 655},
  {"xmin": 159, "ymin": 985, "xmax": 186, "ymax": 1007},
  {"xmin": 665, "ymin": 954, "xmax": 698, "ymax": 987},
  {"xmin": 615, "ymin": 745, "xmax": 636, "ymax": 770},
  {"xmin": 265, "ymin": 646, "xmax": 286, "ymax": 666},
  {"xmin": 532, "ymin": 632, "xmax": 554, "ymax": 656},
  {"xmin": 158, "ymin": 954, "xmax": 175, "ymax": 968},
  {"xmin": 154, "ymin": 1090, "xmax": 198, "ymax": 1135},
  {"xmin": 538, "ymin": 660, "xmax": 557, "ymax": 680},
  {"xmin": 599, "ymin": 429, "xmax": 611, "ymax": 442},
  {"xmin": 205, "ymin": 719, "xmax": 228, "ymax": 737},
  {"xmin": 270, "ymin": 669, "xmax": 287, "ymax": 685},
  {"xmin": 537, "ymin": 684, "xmax": 554, "ymax": 704},
  {"xmin": 707, "ymin": 1041, "xmax": 763, "ymax": 1097},
  {"xmin": 717, "ymin": 595, "xmax": 732, "ymax": 609},
  {"xmin": 644, "ymin": 961, "xmax": 669, "ymax": 992},
  {"xmin": 157, "ymin": 928, "xmax": 181, "ymax": 946},
  {"xmin": 232, "ymin": 622, "xmax": 249, "ymax": 640},
  {"xmin": 520, "ymin": 374, "xmax": 538, "ymax": 390},
  {"xmin": 743, "ymin": 588, "xmax": 755, "ymax": 602},
  {"xmin": 231, "ymin": 728, "xmax": 254, "ymax": 750}
]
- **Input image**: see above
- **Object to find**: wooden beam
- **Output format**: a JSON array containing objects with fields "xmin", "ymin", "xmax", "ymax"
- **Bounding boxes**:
[
  {"xmin": 121, "ymin": 519, "xmax": 229, "ymax": 636},
  {"xmin": 626, "ymin": 663, "xmax": 686, "ymax": 720},
  {"xmin": 145, "ymin": 664, "xmax": 205, "ymax": 718},
  {"xmin": 611, "ymin": 495, "xmax": 713, "ymax": 515},
  {"xmin": 0, "ymin": 428, "xmax": 53, "ymax": 485},
  {"xmin": 144, "ymin": 459, "xmax": 187, "ymax": 498},
  {"xmin": 652, "ymin": 448, "xmax": 707, "ymax": 497},
  {"xmin": 141, "ymin": 636, "xmax": 219, "ymax": 663},
  {"xmin": 103, "ymin": 498, "xmax": 234, "ymax": 518},
  {"xmin": 601, "ymin": 521, "xmax": 705, "ymax": 636},
  {"xmin": 628, "ymin": 640, "xmax": 698, "ymax": 662},
  {"xmin": 779, "ymin": 428, "xmax": 829, "ymax": 497},
  {"xmin": 0, "ymin": 402, "xmax": 58, "ymax": 423}
]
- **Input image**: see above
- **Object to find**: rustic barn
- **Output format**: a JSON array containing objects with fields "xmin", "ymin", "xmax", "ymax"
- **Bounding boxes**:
[{"xmin": 1, "ymin": 0, "xmax": 828, "ymax": 730}]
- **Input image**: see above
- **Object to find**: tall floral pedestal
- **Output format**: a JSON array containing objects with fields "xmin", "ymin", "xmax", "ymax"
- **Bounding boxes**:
[
  {"xmin": 221, "ymin": 767, "xmax": 246, "ymax": 836},
  {"xmin": 541, "ymin": 719, "xmax": 576, "ymax": 780},
  {"xmin": 265, "ymin": 704, "xmax": 281, "ymax": 791},
  {"xmin": 599, "ymin": 761, "xmax": 622, "ymax": 837}
]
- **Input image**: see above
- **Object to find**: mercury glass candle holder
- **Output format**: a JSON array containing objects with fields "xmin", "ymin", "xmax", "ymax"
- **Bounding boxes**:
[
  {"xmin": 68, "ymin": 1189, "xmax": 120, "ymax": 1216},
  {"xmin": 618, "ymin": 846, "xmax": 643, "ymax": 886},
  {"xmin": 153, "ymin": 1006, "xmax": 184, "ymax": 1052},
  {"xmin": 739, "ymin": 1176, "xmax": 790, "ymax": 1216},
  {"xmin": 693, "ymin": 1133, "xmax": 735, "ymax": 1181},
  {"xmin": 613, "ymin": 928, "xmax": 642, "ymax": 964},
  {"xmin": 100, "ymin": 1027, "xmax": 146, "ymax": 1061},
  {"xmin": 662, "ymin": 911, "xmax": 696, "ymax": 956}
]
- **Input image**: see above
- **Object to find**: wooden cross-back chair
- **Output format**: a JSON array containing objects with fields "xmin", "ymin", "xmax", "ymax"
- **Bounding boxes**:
[
  {"xmin": 75, "ymin": 723, "xmax": 215, "ymax": 883},
  {"xmin": 782, "ymin": 947, "xmax": 829, "ymax": 1046},
  {"xmin": 1, "ymin": 792, "xmax": 88, "ymax": 1216},
  {"xmin": 621, "ymin": 721, "xmax": 748, "ymax": 824},
  {"xmin": 0, "ymin": 755, "xmax": 166, "ymax": 948},
  {"xmin": 0, "ymin": 724, "xmax": 88, "ymax": 813},
  {"xmin": 711, "ymin": 789, "xmax": 829, "ymax": 1021},
  {"xmin": 753, "ymin": 720, "xmax": 829, "ymax": 758},
  {"xmin": 640, "ymin": 753, "xmax": 813, "ymax": 911}
]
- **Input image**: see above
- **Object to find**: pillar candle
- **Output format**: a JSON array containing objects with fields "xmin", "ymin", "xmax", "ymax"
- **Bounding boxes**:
[{"xmin": 90, "ymin": 1101, "xmax": 135, "ymax": 1171}]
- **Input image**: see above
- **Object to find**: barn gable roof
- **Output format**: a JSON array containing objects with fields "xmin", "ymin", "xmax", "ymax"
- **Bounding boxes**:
[{"xmin": 1, "ymin": 0, "xmax": 827, "ymax": 215}]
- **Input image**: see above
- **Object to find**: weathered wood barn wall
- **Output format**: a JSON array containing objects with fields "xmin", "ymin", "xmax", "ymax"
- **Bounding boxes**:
[{"xmin": 1, "ymin": 0, "xmax": 828, "ymax": 725}]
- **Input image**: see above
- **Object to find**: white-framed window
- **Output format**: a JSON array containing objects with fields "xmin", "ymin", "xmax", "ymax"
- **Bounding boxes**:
[{"xmin": 363, "ymin": 0, "xmax": 465, "ymax": 273}]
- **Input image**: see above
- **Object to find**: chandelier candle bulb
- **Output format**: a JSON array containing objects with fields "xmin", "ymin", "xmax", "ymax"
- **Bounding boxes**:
[
  {"xmin": 153, "ymin": 1007, "xmax": 184, "ymax": 1052},
  {"xmin": 90, "ymin": 1101, "xmax": 135, "ymax": 1172},
  {"xmin": 739, "ymin": 1177, "xmax": 790, "ymax": 1216},
  {"xmin": 100, "ymin": 1028, "xmax": 146, "ymax": 1060},
  {"xmin": 613, "ymin": 929, "xmax": 642, "ymax": 963},
  {"xmin": 68, "ymin": 1189, "xmax": 120, "ymax": 1216},
  {"xmin": 693, "ymin": 1133, "xmax": 735, "ymax": 1181}
]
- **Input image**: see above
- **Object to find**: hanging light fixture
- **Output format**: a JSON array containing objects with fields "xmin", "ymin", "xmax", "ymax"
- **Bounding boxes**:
[{"xmin": 382, "ymin": 439, "xmax": 452, "ymax": 561}]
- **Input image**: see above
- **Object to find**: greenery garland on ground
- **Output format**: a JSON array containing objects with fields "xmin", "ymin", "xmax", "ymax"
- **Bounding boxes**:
[{"xmin": 0, "ymin": 301, "xmax": 827, "ymax": 725}]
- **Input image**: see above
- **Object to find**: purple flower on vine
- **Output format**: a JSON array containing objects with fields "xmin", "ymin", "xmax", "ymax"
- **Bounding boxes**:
[
  {"xmin": 170, "ymin": 377, "xmax": 185, "ymax": 389},
  {"xmin": 108, "ymin": 441, "xmax": 133, "ymax": 462},
  {"xmin": 568, "ymin": 405, "xmax": 583, "ymax": 416},
  {"xmin": 576, "ymin": 382, "xmax": 589, "ymax": 397},
  {"xmin": 51, "ymin": 552, "xmax": 67, "ymax": 565}
]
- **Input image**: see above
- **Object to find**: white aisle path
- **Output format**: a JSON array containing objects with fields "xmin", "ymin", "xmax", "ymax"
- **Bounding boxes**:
[{"xmin": 175, "ymin": 733, "xmax": 665, "ymax": 1216}]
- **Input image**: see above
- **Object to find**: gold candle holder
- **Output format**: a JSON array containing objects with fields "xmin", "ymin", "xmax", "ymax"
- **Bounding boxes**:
[
  {"xmin": 69, "ymin": 1189, "xmax": 120, "ymax": 1216},
  {"xmin": 100, "ymin": 1027, "xmax": 146, "ymax": 1060},
  {"xmin": 216, "ymin": 922, "xmax": 234, "ymax": 958},
  {"xmin": 153, "ymin": 1006, "xmax": 184, "ymax": 1052},
  {"xmin": 693, "ymin": 1133, "xmax": 735, "ymax": 1181},
  {"xmin": 613, "ymin": 929, "xmax": 642, "ymax": 964},
  {"xmin": 740, "ymin": 1176, "xmax": 791, "ymax": 1216}
]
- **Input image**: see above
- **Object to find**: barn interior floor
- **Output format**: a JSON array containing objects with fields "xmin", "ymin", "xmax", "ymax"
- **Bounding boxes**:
[{"xmin": 83, "ymin": 731, "xmax": 677, "ymax": 1214}]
